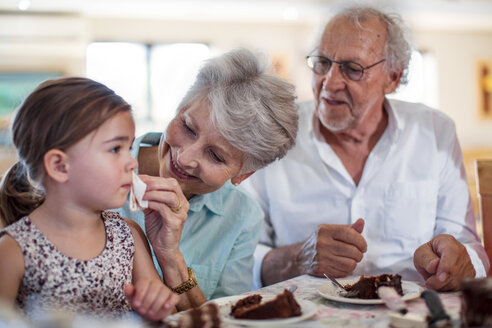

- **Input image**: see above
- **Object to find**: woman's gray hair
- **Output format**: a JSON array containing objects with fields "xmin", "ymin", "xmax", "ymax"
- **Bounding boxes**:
[
  {"xmin": 176, "ymin": 48, "xmax": 298, "ymax": 174},
  {"xmin": 328, "ymin": 5, "xmax": 413, "ymax": 86}
]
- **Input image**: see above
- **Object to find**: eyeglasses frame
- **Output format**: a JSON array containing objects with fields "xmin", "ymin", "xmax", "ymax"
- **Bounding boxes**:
[{"xmin": 306, "ymin": 54, "xmax": 388, "ymax": 81}]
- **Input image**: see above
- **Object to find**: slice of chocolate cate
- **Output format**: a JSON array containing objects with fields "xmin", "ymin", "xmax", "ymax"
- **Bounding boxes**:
[
  {"xmin": 343, "ymin": 274, "xmax": 403, "ymax": 299},
  {"xmin": 230, "ymin": 289, "xmax": 301, "ymax": 320}
]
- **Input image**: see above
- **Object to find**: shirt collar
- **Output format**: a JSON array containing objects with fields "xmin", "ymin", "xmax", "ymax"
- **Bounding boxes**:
[
  {"xmin": 139, "ymin": 132, "xmax": 163, "ymax": 146},
  {"xmin": 383, "ymin": 98, "xmax": 403, "ymax": 144},
  {"xmin": 188, "ymin": 182, "xmax": 229, "ymax": 216}
]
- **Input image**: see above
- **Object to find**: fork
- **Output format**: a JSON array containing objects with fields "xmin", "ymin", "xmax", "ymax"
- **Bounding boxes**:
[{"xmin": 323, "ymin": 273, "xmax": 358, "ymax": 297}]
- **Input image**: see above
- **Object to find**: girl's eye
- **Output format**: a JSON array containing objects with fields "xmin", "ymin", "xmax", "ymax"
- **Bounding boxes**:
[
  {"xmin": 209, "ymin": 150, "xmax": 224, "ymax": 163},
  {"xmin": 111, "ymin": 146, "xmax": 121, "ymax": 153}
]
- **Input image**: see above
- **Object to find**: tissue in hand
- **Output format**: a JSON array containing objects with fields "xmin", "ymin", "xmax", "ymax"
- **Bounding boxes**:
[{"xmin": 129, "ymin": 171, "xmax": 148, "ymax": 212}]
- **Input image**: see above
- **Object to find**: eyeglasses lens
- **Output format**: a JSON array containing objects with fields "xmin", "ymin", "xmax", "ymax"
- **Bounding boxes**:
[
  {"xmin": 341, "ymin": 62, "xmax": 363, "ymax": 81},
  {"xmin": 308, "ymin": 56, "xmax": 364, "ymax": 81},
  {"xmin": 309, "ymin": 57, "xmax": 331, "ymax": 75}
]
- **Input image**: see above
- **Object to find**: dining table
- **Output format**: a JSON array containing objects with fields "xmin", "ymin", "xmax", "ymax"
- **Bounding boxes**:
[
  {"xmin": 0, "ymin": 274, "xmax": 463, "ymax": 328},
  {"xmin": 163, "ymin": 274, "xmax": 463, "ymax": 327}
]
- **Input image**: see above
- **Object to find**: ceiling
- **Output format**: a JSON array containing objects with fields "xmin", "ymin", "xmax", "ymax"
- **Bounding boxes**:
[{"xmin": 1, "ymin": 0, "xmax": 492, "ymax": 30}]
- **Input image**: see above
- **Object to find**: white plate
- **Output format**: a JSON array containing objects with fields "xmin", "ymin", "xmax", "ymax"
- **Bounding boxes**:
[
  {"xmin": 208, "ymin": 294, "xmax": 317, "ymax": 326},
  {"xmin": 317, "ymin": 277, "xmax": 422, "ymax": 305}
]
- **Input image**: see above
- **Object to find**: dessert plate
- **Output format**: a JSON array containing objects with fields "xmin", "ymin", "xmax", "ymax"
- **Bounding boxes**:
[
  {"xmin": 317, "ymin": 277, "xmax": 422, "ymax": 305},
  {"xmin": 209, "ymin": 294, "xmax": 317, "ymax": 326}
]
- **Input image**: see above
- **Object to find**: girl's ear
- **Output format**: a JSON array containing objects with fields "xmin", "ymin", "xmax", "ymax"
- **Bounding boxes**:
[{"xmin": 43, "ymin": 149, "xmax": 69, "ymax": 183}]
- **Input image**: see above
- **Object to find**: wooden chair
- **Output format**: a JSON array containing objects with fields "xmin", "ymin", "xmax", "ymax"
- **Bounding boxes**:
[{"xmin": 475, "ymin": 159, "xmax": 492, "ymax": 276}]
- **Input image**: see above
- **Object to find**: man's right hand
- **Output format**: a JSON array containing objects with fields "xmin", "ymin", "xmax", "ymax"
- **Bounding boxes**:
[
  {"xmin": 260, "ymin": 218, "xmax": 367, "ymax": 286},
  {"xmin": 301, "ymin": 218, "xmax": 367, "ymax": 277}
]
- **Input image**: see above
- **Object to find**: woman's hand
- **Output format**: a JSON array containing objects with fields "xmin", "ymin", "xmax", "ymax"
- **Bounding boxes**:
[
  {"xmin": 137, "ymin": 174, "xmax": 207, "ymax": 310},
  {"xmin": 138, "ymin": 175, "xmax": 189, "ymax": 259},
  {"xmin": 124, "ymin": 279, "xmax": 179, "ymax": 321}
]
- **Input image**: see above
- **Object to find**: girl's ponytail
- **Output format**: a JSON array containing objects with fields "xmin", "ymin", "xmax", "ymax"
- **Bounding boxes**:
[{"xmin": 0, "ymin": 161, "xmax": 44, "ymax": 226}]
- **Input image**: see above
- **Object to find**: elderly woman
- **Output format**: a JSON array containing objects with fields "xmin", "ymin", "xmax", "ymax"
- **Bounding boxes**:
[{"xmin": 118, "ymin": 48, "xmax": 298, "ymax": 310}]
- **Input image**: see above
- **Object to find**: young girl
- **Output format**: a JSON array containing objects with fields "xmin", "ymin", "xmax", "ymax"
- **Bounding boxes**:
[{"xmin": 0, "ymin": 77, "xmax": 179, "ymax": 321}]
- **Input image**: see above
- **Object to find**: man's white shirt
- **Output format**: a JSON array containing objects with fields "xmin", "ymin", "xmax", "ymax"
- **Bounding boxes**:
[{"xmin": 242, "ymin": 99, "xmax": 489, "ymax": 290}]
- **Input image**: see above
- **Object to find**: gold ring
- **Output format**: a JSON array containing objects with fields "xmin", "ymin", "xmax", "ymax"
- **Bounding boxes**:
[{"xmin": 170, "ymin": 199, "xmax": 182, "ymax": 213}]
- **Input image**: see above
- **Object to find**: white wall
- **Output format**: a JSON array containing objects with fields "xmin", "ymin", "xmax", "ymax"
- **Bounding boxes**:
[
  {"xmin": 413, "ymin": 29, "xmax": 492, "ymax": 149},
  {"xmin": 0, "ymin": 14, "xmax": 89, "ymax": 75},
  {"xmin": 1, "ymin": 13, "xmax": 492, "ymax": 150}
]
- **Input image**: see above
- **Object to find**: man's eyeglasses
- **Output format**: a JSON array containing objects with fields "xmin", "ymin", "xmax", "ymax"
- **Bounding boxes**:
[{"xmin": 306, "ymin": 55, "xmax": 387, "ymax": 81}]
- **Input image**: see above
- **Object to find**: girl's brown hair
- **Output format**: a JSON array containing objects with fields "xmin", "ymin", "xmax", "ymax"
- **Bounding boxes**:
[{"xmin": 0, "ymin": 77, "xmax": 131, "ymax": 226}]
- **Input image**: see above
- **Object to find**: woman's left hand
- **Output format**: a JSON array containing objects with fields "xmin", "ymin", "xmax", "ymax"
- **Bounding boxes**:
[{"xmin": 138, "ymin": 174, "xmax": 189, "ymax": 259}]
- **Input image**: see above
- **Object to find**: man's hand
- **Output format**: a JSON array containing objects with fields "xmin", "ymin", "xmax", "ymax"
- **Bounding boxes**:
[
  {"xmin": 413, "ymin": 234, "xmax": 475, "ymax": 291},
  {"xmin": 299, "ymin": 218, "xmax": 367, "ymax": 277},
  {"xmin": 261, "ymin": 219, "xmax": 366, "ymax": 286}
]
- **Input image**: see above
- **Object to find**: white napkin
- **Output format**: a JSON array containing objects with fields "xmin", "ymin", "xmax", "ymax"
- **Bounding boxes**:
[{"xmin": 129, "ymin": 171, "xmax": 148, "ymax": 212}]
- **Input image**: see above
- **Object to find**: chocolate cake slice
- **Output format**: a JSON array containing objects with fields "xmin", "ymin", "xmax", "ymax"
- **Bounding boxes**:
[
  {"xmin": 230, "ymin": 294, "xmax": 262, "ymax": 317},
  {"xmin": 230, "ymin": 289, "xmax": 302, "ymax": 320},
  {"xmin": 344, "ymin": 274, "xmax": 403, "ymax": 299}
]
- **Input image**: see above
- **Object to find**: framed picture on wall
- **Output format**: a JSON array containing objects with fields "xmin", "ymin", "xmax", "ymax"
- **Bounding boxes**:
[
  {"xmin": 0, "ymin": 72, "xmax": 61, "ymax": 145},
  {"xmin": 478, "ymin": 60, "xmax": 492, "ymax": 119},
  {"xmin": 271, "ymin": 54, "xmax": 290, "ymax": 80}
]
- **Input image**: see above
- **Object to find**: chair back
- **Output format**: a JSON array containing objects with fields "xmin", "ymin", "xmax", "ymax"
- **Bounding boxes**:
[{"xmin": 476, "ymin": 159, "xmax": 492, "ymax": 276}]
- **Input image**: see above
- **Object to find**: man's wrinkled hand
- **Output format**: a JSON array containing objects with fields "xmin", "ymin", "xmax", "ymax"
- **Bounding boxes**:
[
  {"xmin": 299, "ymin": 218, "xmax": 367, "ymax": 278},
  {"xmin": 413, "ymin": 234, "xmax": 475, "ymax": 291}
]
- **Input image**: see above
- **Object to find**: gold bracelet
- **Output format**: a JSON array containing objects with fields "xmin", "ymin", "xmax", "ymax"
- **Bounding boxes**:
[{"xmin": 171, "ymin": 267, "xmax": 198, "ymax": 294}]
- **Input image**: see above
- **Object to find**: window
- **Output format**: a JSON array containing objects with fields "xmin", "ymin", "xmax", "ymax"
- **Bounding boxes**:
[
  {"xmin": 388, "ymin": 50, "xmax": 439, "ymax": 109},
  {"xmin": 150, "ymin": 44, "xmax": 211, "ymax": 127},
  {"xmin": 86, "ymin": 42, "xmax": 211, "ymax": 136}
]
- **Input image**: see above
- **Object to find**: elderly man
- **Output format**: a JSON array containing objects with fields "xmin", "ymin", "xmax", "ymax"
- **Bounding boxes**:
[{"xmin": 242, "ymin": 5, "xmax": 489, "ymax": 291}]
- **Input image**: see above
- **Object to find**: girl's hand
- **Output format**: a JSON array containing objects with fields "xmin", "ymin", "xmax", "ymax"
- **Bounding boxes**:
[
  {"xmin": 138, "ymin": 175, "xmax": 189, "ymax": 259},
  {"xmin": 124, "ymin": 280, "xmax": 179, "ymax": 321}
]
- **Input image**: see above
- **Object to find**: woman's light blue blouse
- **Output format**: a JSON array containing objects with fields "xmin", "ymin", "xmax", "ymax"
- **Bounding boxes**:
[{"xmin": 117, "ymin": 133, "xmax": 262, "ymax": 300}]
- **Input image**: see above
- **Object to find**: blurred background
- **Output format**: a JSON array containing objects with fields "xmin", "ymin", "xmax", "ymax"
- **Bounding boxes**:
[{"xmin": 1, "ymin": 0, "xmax": 492, "ymax": 219}]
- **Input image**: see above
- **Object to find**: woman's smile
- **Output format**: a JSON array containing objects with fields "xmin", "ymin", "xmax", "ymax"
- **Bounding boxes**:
[{"xmin": 169, "ymin": 150, "xmax": 197, "ymax": 180}]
